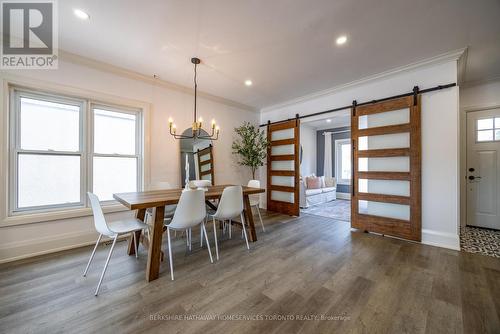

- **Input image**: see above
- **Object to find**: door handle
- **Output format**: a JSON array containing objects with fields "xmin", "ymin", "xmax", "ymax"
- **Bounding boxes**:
[{"xmin": 468, "ymin": 175, "xmax": 482, "ymax": 181}]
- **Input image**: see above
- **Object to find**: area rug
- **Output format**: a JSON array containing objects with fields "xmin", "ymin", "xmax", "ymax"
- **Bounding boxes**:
[
  {"xmin": 300, "ymin": 199, "xmax": 351, "ymax": 222},
  {"xmin": 460, "ymin": 226, "xmax": 500, "ymax": 258}
]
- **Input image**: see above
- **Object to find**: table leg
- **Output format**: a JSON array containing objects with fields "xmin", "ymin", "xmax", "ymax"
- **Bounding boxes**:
[
  {"xmin": 146, "ymin": 205, "xmax": 165, "ymax": 282},
  {"xmin": 243, "ymin": 195, "xmax": 257, "ymax": 242},
  {"xmin": 128, "ymin": 208, "xmax": 146, "ymax": 256}
]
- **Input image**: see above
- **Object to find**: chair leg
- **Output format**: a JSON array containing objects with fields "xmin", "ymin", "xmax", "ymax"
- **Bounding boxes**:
[
  {"xmin": 240, "ymin": 213, "xmax": 250, "ymax": 250},
  {"xmin": 95, "ymin": 234, "xmax": 118, "ymax": 296},
  {"xmin": 255, "ymin": 205, "xmax": 265, "ymax": 232},
  {"xmin": 202, "ymin": 222, "xmax": 213, "ymax": 263},
  {"xmin": 229, "ymin": 219, "xmax": 232, "ymax": 239},
  {"xmin": 167, "ymin": 228, "xmax": 174, "ymax": 281},
  {"xmin": 200, "ymin": 219, "xmax": 204, "ymax": 247},
  {"xmin": 83, "ymin": 234, "xmax": 102, "ymax": 277},
  {"xmin": 212, "ymin": 217, "xmax": 219, "ymax": 260},
  {"xmin": 189, "ymin": 228, "xmax": 192, "ymax": 252},
  {"xmin": 132, "ymin": 231, "xmax": 138, "ymax": 258}
]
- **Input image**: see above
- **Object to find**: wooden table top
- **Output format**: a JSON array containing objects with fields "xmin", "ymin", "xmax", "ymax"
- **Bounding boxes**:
[{"xmin": 114, "ymin": 184, "xmax": 265, "ymax": 210}]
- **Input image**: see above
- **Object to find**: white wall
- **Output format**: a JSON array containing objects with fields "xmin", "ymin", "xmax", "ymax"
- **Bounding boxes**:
[
  {"xmin": 260, "ymin": 60, "xmax": 460, "ymax": 250},
  {"xmin": 459, "ymin": 80, "xmax": 500, "ymax": 227},
  {"xmin": 299, "ymin": 124, "xmax": 317, "ymax": 176},
  {"xmin": 0, "ymin": 59, "xmax": 259, "ymax": 263},
  {"xmin": 461, "ymin": 80, "xmax": 500, "ymax": 108}
]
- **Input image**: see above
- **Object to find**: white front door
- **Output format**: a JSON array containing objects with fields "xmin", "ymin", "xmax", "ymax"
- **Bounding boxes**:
[{"xmin": 466, "ymin": 108, "xmax": 500, "ymax": 230}]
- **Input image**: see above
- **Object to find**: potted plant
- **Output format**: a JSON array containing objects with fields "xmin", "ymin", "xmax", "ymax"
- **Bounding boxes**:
[{"xmin": 232, "ymin": 122, "xmax": 269, "ymax": 179}]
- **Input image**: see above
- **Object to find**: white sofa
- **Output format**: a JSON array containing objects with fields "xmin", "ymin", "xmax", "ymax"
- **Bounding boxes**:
[{"xmin": 300, "ymin": 176, "xmax": 337, "ymax": 208}]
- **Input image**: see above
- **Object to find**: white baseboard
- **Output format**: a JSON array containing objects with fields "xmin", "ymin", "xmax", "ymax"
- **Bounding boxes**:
[
  {"xmin": 421, "ymin": 229, "xmax": 460, "ymax": 251},
  {"xmin": 336, "ymin": 192, "xmax": 351, "ymax": 200},
  {"xmin": 0, "ymin": 230, "xmax": 123, "ymax": 264}
]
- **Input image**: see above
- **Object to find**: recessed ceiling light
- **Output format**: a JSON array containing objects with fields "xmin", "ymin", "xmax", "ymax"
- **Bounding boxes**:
[
  {"xmin": 244, "ymin": 79, "xmax": 253, "ymax": 86},
  {"xmin": 326, "ymin": 119, "xmax": 332, "ymax": 123},
  {"xmin": 336, "ymin": 35, "xmax": 347, "ymax": 45},
  {"xmin": 74, "ymin": 9, "xmax": 90, "ymax": 20}
]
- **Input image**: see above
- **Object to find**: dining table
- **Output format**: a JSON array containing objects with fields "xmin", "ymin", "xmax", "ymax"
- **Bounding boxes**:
[{"xmin": 113, "ymin": 184, "xmax": 266, "ymax": 282}]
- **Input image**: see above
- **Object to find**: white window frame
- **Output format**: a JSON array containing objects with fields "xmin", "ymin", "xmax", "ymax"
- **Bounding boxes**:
[
  {"xmin": 475, "ymin": 117, "xmax": 500, "ymax": 143},
  {"xmin": 8, "ymin": 86, "xmax": 143, "ymax": 215},
  {"xmin": 89, "ymin": 103, "xmax": 143, "ymax": 204},
  {"xmin": 335, "ymin": 138, "xmax": 351, "ymax": 185}
]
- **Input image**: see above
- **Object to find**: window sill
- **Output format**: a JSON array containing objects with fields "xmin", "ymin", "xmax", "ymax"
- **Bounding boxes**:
[
  {"xmin": 1, "ymin": 204, "xmax": 131, "ymax": 228},
  {"xmin": 337, "ymin": 182, "xmax": 351, "ymax": 186}
]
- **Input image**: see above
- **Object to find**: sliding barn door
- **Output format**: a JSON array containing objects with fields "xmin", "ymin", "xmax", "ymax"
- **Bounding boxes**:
[
  {"xmin": 267, "ymin": 118, "xmax": 300, "ymax": 216},
  {"xmin": 197, "ymin": 144, "xmax": 214, "ymax": 185},
  {"xmin": 351, "ymin": 95, "xmax": 421, "ymax": 241}
]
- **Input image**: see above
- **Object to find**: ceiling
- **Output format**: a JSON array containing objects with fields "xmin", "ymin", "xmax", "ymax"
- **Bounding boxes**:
[{"xmin": 52, "ymin": 1, "xmax": 500, "ymax": 108}]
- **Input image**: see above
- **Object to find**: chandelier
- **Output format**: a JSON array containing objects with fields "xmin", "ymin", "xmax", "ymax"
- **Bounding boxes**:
[{"xmin": 168, "ymin": 57, "xmax": 220, "ymax": 140}]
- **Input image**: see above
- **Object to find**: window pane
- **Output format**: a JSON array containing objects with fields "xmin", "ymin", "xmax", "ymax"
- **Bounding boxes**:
[
  {"xmin": 477, "ymin": 118, "xmax": 493, "ymax": 130},
  {"xmin": 94, "ymin": 109, "xmax": 136, "ymax": 155},
  {"xmin": 495, "ymin": 130, "xmax": 500, "ymax": 141},
  {"xmin": 20, "ymin": 97, "xmax": 80, "ymax": 151},
  {"xmin": 93, "ymin": 157, "xmax": 137, "ymax": 201},
  {"xmin": 18, "ymin": 154, "xmax": 80, "ymax": 208},
  {"xmin": 477, "ymin": 130, "xmax": 493, "ymax": 142},
  {"xmin": 495, "ymin": 118, "xmax": 500, "ymax": 129},
  {"xmin": 341, "ymin": 143, "xmax": 351, "ymax": 180}
]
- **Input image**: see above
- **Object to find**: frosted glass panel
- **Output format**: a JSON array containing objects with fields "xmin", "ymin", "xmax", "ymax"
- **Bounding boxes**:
[
  {"xmin": 202, "ymin": 174, "xmax": 212, "ymax": 181},
  {"xmin": 358, "ymin": 133, "xmax": 409, "ymax": 150},
  {"xmin": 271, "ymin": 161, "xmax": 294, "ymax": 171},
  {"xmin": 358, "ymin": 108, "xmax": 409, "ymax": 129},
  {"xmin": 271, "ymin": 176, "xmax": 294, "ymax": 187},
  {"xmin": 271, "ymin": 191, "xmax": 294, "ymax": 203},
  {"xmin": 358, "ymin": 179, "xmax": 410, "ymax": 196},
  {"xmin": 18, "ymin": 154, "xmax": 81, "ymax": 208},
  {"xmin": 271, "ymin": 128, "xmax": 294, "ymax": 141},
  {"xmin": 358, "ymin": 157, "xmax": 409, "ymax": 172},
  {"xmin": 271, "ymin": 144, "xmax": 294, "ymax": 155},
  {"xmin": 199, "ymin": 154, "xmax": 210, "ymax": 162},
  {"xmin": 20, "ymin": 97, "xmax": 80, "ymax": 152},
  {"xmin": 201, "ymin": 164, "xmax": 211, "ymax": 172},
  {"xmin": 358, "ymin": 200, "xmax": 410, "ymax": 221}
]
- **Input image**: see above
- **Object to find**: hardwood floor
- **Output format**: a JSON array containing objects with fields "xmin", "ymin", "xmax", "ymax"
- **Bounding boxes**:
[{"xmin": 0, "ymin": 211, "xmax": 499, "ymax": 333}]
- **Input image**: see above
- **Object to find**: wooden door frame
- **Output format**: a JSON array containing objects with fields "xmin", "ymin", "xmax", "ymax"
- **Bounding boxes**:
[
  {"xmin": 196, "ymin": 144, "xmax": 215, "ymax": 185},
  {"xmin": 351, "ymin": 95, "xmax": 421, "ymax": 241},
  {"xmin": 266, "ymin": 117, "xmax": 300, "ymax": 216}
]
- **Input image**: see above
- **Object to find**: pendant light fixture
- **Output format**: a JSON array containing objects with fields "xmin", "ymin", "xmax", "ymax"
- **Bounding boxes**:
[{"xmin": 168, "ymin": 57, "xmax": 220, "ymax": 140}]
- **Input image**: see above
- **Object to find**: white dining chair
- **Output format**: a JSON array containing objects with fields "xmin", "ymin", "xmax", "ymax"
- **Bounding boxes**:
[
  {"xmin": 84, "ymin": 192, "xmax": 148, "ymax": 296},
  {"xmin": 209, "ymin": 185, "xmax": 249, "ymax": 260},
  {"xmin": 164, "ymin": 189, "xmax": 213, "ymax": 280},
  {"xmin": 247, "ymin": 179, "xmax": 265, "ymax": 232}
]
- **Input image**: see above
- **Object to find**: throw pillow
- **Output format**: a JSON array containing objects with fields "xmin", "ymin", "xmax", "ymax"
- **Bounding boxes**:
[
  {"xmin": 306, "ymin": 176, "xmax": 321, "ymax": 189},
  {"xmin": 324, "ymin": 177, "xmax": 336, "ymax": 188}
]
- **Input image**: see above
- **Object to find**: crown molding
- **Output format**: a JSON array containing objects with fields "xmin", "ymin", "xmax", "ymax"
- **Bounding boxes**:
[
  {"xmin": 261, "ymin": 48, "xmax": 467, "ymax": 113},
  {"xmin": 58, "ymin": 50, "xmax": 258, "ymax": 113},
  {"xmin": 457, "ymin": 47, "xmax": 468, "ymax": 85}
]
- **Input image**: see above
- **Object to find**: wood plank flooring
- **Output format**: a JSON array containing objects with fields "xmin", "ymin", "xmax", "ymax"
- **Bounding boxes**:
[{"xmin": 0, "ymin": 211, "xmax": 499, "ymax": 334}]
